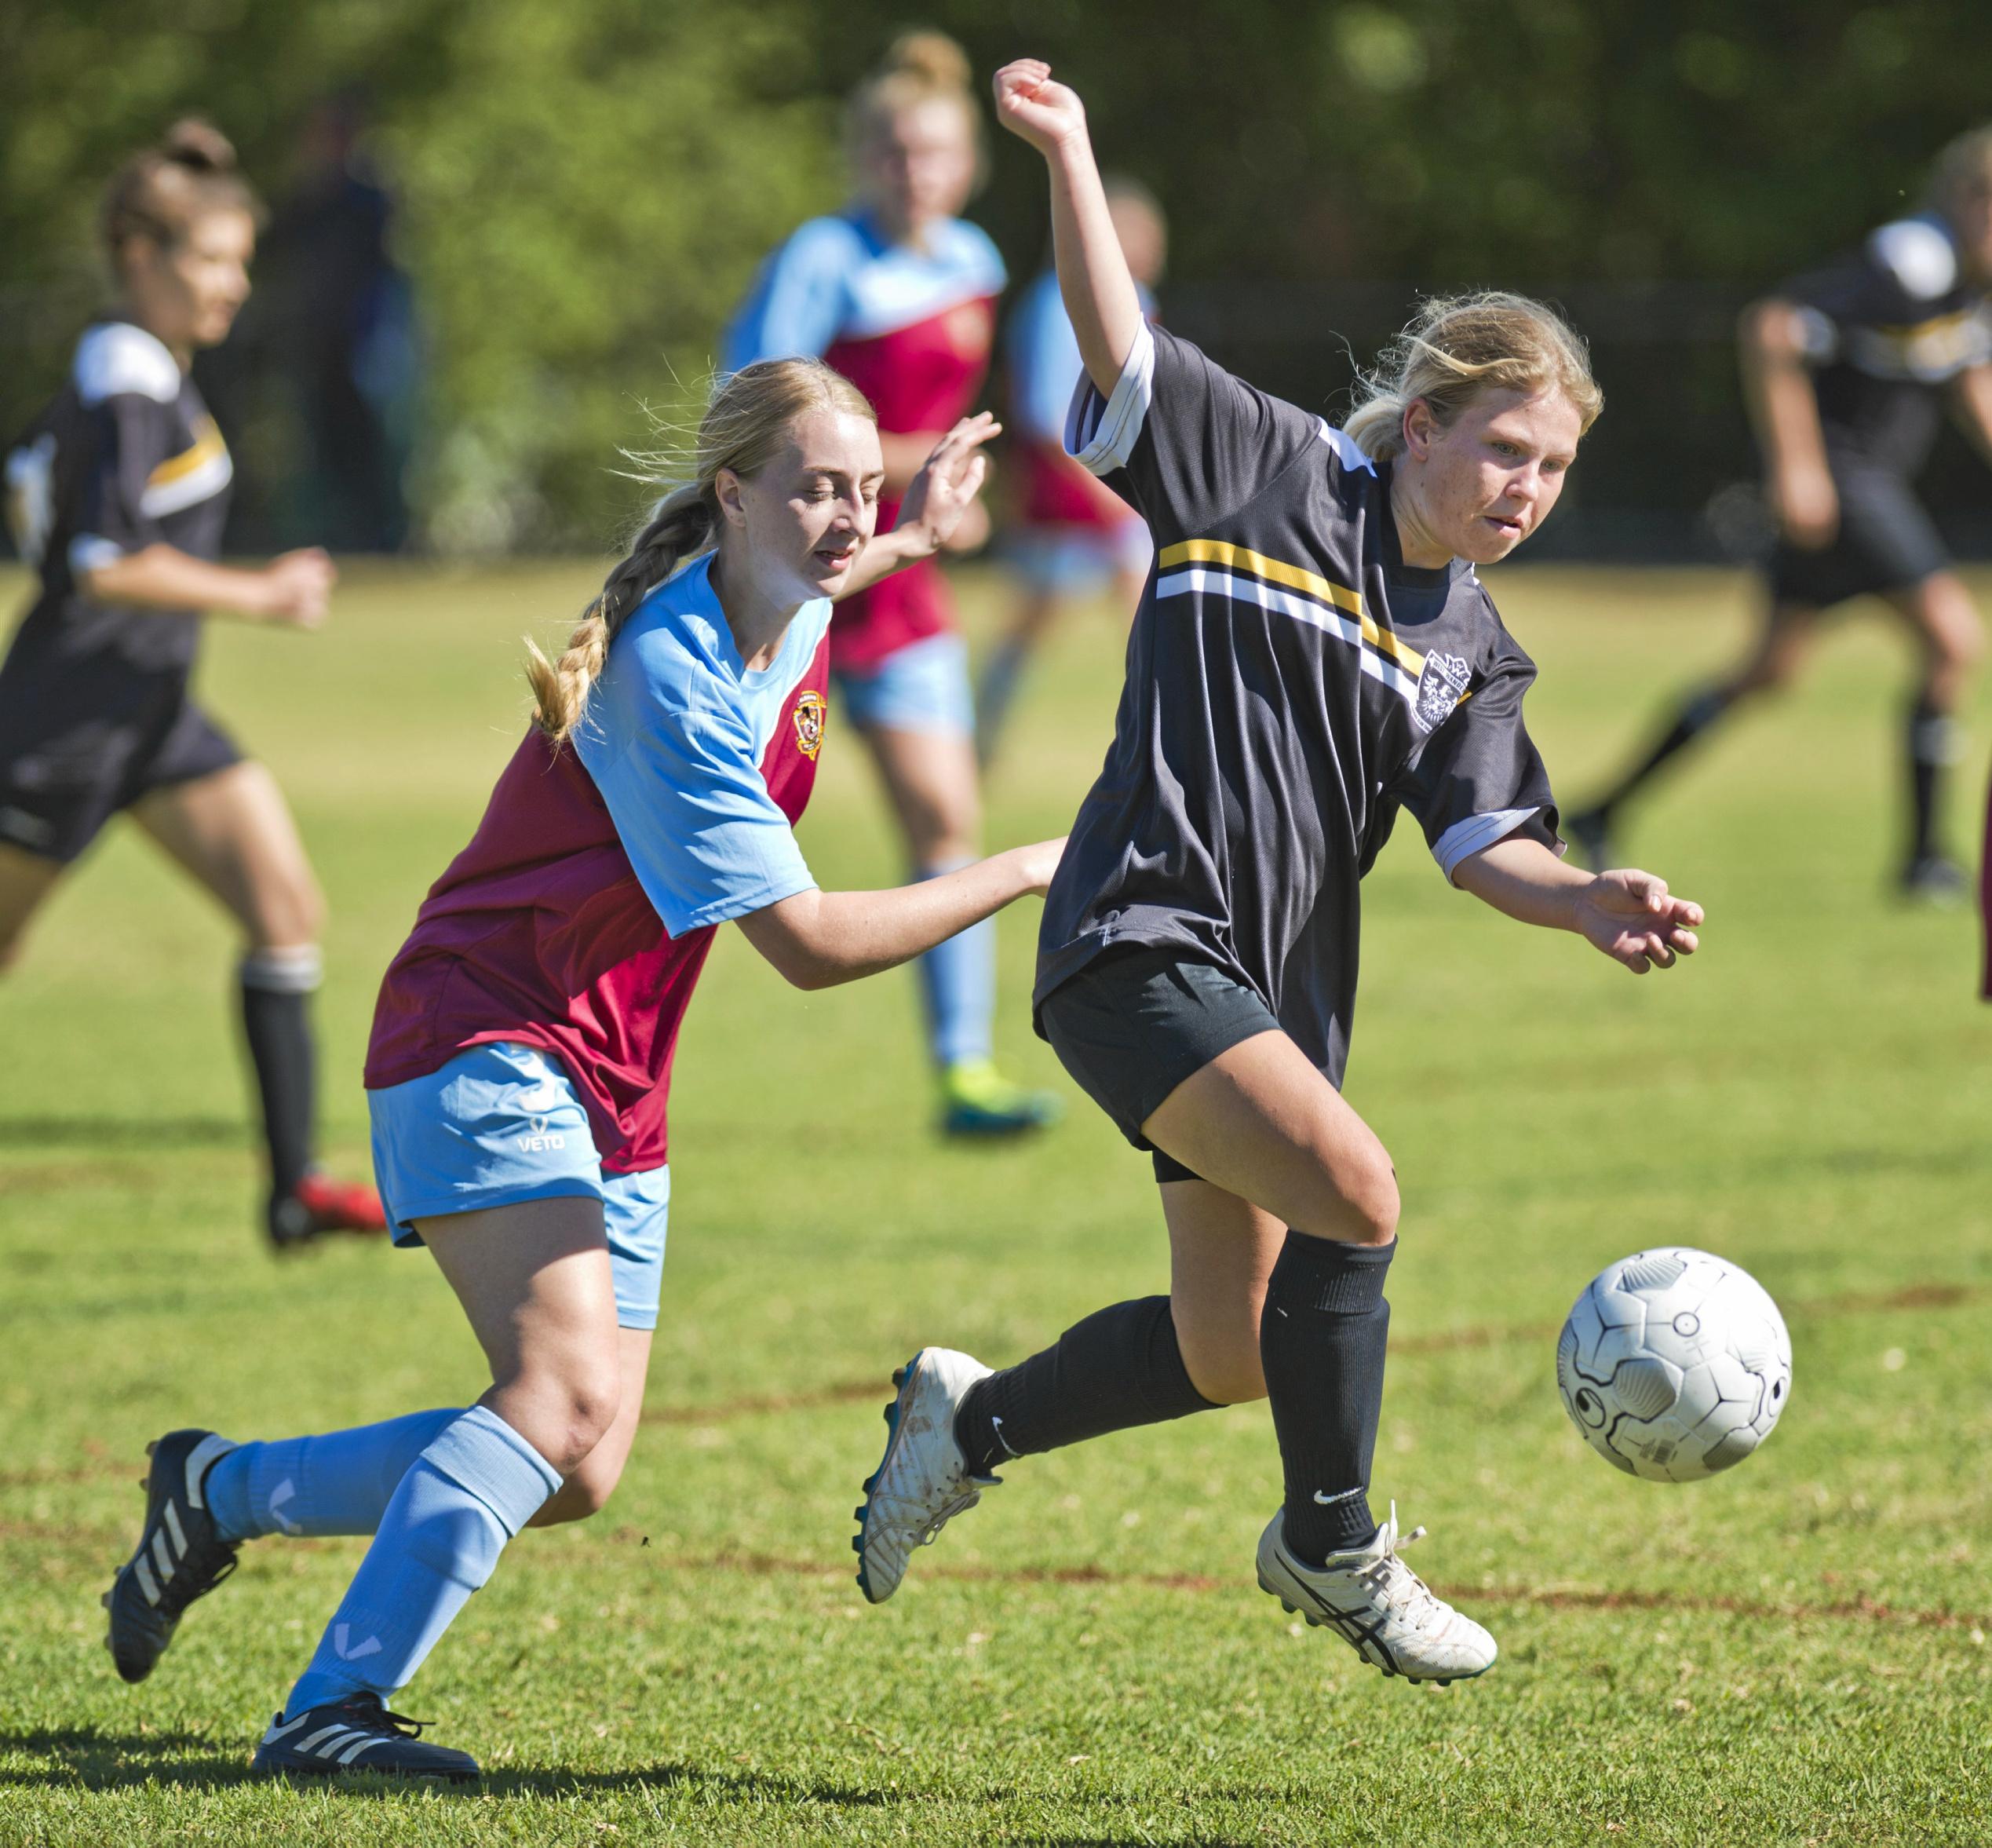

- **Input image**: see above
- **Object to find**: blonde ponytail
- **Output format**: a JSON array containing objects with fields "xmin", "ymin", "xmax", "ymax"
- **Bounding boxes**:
[
  {"xmin": 1343, "ymin": 291, "xmax": 1603, "ymax": 462},
  {"xmin": 525, "ymin": 357, "xmax": 875, "ymax": 746}
]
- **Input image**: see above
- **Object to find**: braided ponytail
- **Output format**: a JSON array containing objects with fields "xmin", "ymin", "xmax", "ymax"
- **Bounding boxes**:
[{"xmin": 525, "ymin": 356, "xmax": 874, "ymax": 746}]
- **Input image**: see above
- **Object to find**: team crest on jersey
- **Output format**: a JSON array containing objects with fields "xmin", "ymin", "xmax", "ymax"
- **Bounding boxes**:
[
  {"xmin": 792, "ymin": 690, "xmax": 827, "ymax": 759},
  {"xmin": 1413, "ymin": 652, "xmax": 1472, "ymax": 732}
]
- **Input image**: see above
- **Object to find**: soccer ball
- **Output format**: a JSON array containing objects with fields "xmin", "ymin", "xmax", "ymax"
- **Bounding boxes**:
[{"xmin": 1556, "ymin": 1247, "xmax": 1791, "ymax": 1482}]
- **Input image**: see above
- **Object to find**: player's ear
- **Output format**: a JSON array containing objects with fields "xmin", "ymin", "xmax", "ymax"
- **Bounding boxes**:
[
  {"xmin": 713, "ymin": 466, "xmax": 748, "ymax": 531},
  {"xmin": 1400, "ymin": 398, "xmax": 1437, "ymax": 462}
]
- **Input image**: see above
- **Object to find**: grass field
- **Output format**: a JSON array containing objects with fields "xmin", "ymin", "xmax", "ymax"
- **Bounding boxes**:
[{"xmin": 1, "ymin": 557, "xmax": 1989, "ymax": 1846}]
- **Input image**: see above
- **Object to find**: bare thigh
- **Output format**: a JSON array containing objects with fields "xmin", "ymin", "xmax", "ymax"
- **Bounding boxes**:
[
  {"xmin": 857, "ymin": 722, "xmax": 981, "ymax": 867},
  {"xmin": 131, "ymin": 760, "xmax": 323, "ymax": 948},
  {"xmin": 531, "ymin": 1326, "xmax": 653, "ymax": 1525},
  {"xmin": 0, "ymin": 844, "xmax": 64, "ymax": 973},
  {"xmin": 1140, "ymin": 1031, "xmax": 1399, "ymax": 1248},
  {"xmin": 416, "ymin": 1196, "xmax": 626, "ymax": 1478},
  {"xmin": 1160, "ymin": 1178, "xmax": 1282, "ymax": 1404}
]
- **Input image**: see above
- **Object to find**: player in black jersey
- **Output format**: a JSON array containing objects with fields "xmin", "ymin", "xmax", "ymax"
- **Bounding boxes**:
[
  {"xmin": 1569, "ymin": 129, "xmax": 1992, "ymax": 900},
  {"xmin": 851, "ymin": 60, "xmax": 1704, "ymax": 1686},
  {"xmin": 0, "ymin": 122, "xmax": 386, "ymax": 1248}
]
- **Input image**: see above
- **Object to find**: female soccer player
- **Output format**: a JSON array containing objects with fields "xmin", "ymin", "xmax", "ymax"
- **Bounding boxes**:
[
  {"xmin": 853, "ymin": 60, "xmax": 1705, "ymax": 1686},
  {"xmin": 976, "ymin": 176, "xmax": 1166, "ymax": 769},
  {"xmin": 724, "ymin": 31, "xmax": 1059, "ymax": 1137},
  {"xmin": 1568, "ymin": 127, "xmax": 1992, "ymax": 900},
  {"xmin": 0, "ymin": 120, "xmax": 383, "ymax": 1247},
  {"xmin": 103, "ymin": 360, "xmax": 1060, "ymax": 1781}
]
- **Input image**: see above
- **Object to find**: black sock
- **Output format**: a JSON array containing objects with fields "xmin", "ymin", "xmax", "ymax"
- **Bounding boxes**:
[
  {"xmin": 1591, "ymin": 687, "xmax": 1732, "ymax": 818},
  {"xmin": 954, "ymin": 1295, "xmax": 1217, "ymax": 1477},
  {"xmin": 1906, "ymin": 697, "xmax": 1956, "ymax": 863},
  {"xmin": 239, "ymin": 948, "xmax": 322, "ymax": 1201},
  {"xmin": 1261, "ymin": 1230, "xmax": 1395, "ymax": 1565}
]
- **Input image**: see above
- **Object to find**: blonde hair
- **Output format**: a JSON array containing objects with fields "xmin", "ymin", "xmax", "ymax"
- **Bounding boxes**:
[
  {"xmin": 101, "ymin": 119, "xmax": 263, "ymax": 263},
  {"xmin": 525, "ymin": 359, "xmax": 875, "ymax": 745},
  {"xmin": 1930, "ymin": 125, "xmax": 1992, "ymax": 217},
  {"xmin": 845, "ymin": 30, "xmax": 980, "ymax": 163},
  {"xmin": 1341, "ymin": 291, "xmax": 1603, "ymax": 462}
]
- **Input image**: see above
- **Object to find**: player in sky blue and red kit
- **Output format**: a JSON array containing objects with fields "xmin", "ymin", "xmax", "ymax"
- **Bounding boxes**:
[
  {"xmin": 100, "ymin": 360, "xmax": 1061, "ymax": 1782},
  {"xmin": 976, "ymin": 177, "xmax": 1166, "ymax": 768},
  {"xmin": 0, "ymin": 120, "xmax": 383, "ymax": 1247},
  {"xmin": 1571, "ymin": 127, "xmax": 1992, "ymax": 900},
  {"xmin": 724, "ymin": 31, "xmax": 1058, "ymax": 1137},
  {"xmin": 854, "ymin": 59, "xmax": 1706, "ymax": 1690}
]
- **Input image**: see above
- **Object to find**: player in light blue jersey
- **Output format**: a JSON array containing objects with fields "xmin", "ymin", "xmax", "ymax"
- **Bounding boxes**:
[{"xmin": 724, "ymin": 31, "xmax": 1060, "ymax": 1138}]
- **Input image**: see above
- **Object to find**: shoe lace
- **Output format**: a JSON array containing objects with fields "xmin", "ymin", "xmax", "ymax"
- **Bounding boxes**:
[
  {"xmin": 1354, "ymin": 1503, "xmax": 1443, "ymax": 1629},
  {"xmin": 158, "ymin": 1534, "xmax": 239, "ymax": 1620},
  {"xmin": 341, "ymin": 1695, "xmax": 432, "ymax": 1740},
  {"xmin": 915, "ymin": 1481, "xmax": 983, "ymax": 1547}
]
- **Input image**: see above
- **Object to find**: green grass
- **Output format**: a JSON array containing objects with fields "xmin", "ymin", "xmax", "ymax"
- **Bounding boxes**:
[{"xmin": 1, "ymin": 558, "xmax": 1988, "ymax": 1846}]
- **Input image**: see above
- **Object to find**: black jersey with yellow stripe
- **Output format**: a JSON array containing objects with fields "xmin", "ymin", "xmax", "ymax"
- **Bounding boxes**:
[
  {"xmin": 1033, "ymin": 322, "xmax": 1560, "ymax": 1092},
  {"xmin": 2, "ymin": 319, "xmax": 233, "ymax": 685},
  {"xmin": 1786, "ymin": 214, "xmax": 1992, "ymax": 477}
]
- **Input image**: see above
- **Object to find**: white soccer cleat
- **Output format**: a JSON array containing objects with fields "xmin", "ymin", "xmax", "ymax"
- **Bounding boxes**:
[
  {"xmin": 1256, "ymin": 1503, "xmax": 1498, "ymax": 1685},
  {"xmin": 852, "ymin": 1347, "xmax": 999, "ymax": 1605}
]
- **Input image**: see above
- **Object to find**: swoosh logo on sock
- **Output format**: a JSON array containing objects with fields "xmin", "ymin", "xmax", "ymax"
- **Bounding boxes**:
[{"xmin": 1312, "ymin": 1485, "xmax": 1366, "ymax": 1506}]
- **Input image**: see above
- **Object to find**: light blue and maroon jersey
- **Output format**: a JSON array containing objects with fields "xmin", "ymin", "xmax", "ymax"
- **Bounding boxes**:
[
  {"xmin": 365, "ymin": 554, "xmax": 831, "ymax": 1171},
  {"xmin": 1005, "ymin": 268, "xmax": 1156, "ymax": 531},
  {"xmin": 724, "ymin": 209, "xmax": 1005, "ymax": 672}
]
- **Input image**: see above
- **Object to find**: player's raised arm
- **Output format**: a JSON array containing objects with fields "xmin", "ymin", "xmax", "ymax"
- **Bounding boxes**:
[
  {"xmin": 832, "ymin": 413, "xmax": 1000, "ymax": 601},
  {"xmin": 991, "ymin": 60, "xmax": 1144, "ymax": 396}
]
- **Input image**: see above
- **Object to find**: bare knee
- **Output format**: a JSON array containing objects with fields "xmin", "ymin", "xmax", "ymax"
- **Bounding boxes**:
[
  {"xmin": 531, "ymin": 1448, "xmax": 626, "ymax": 1526},
  {"xmin": 246, "ymin": 869, "xmax": 325, "ymax": 951},
  {"xmin": 1327, "ymin": 1151, "xmax": 1399, "ymax": 1248},
  {"xmin": 503, "ymin": 1356, "xmax": 622, "ymax": 1478},
  {"xmin": 1175, "ymin": 1307, "xmax": 1268, "ymax": 1406}
]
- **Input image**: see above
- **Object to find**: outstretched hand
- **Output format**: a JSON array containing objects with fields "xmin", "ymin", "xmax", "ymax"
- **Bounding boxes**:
[
  {"xmin": 992, "ymin": 59, "xmax": 1086, "ymax": 155},
  {"xmin": 1574, "ymin": 869, "xmax": 1704, "ymax": 973},
  {"xmin": 898, "ymin": 412, "xmax": 1000, "ymax": 554}
]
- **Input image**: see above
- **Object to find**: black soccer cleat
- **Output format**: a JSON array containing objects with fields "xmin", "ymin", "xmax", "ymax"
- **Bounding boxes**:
[
  {"xmin": 104, "ymin": 1429, "xmax": 241, "ymax": 1684},
  {"xmin": 252, "ymin": 1693, "xmax": 480, "ymax": 1783}
]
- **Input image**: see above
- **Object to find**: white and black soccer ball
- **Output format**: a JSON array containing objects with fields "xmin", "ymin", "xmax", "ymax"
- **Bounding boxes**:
[{"xmin": 1556, "ymin": 1247, "xmax": 1792, "ymax": 1483}]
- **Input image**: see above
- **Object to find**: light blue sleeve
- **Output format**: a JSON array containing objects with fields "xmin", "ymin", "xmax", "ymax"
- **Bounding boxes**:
[
  {"xmin": 1008, "ymin": 273, "xmax": 1083, "ymax": 445},
  {"xmin": 722, "ymin": 219, "xmax": 860, "ymax": 367},
  {"xmin": 575, "ymin": 646, "xmax": 817, "ymax": 939}
]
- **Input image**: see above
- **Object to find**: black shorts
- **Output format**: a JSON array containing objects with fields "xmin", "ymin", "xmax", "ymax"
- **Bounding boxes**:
[
  {"xmin": 1038, "ymin": 946, "xmax": 1279, "ymax": 1185},
  {"xmin": 0, "ymin": 692, "xmax": 241, "ymax": 864},
  {"xmin": 1767, "ymin": 469, "xmax": 1948, "ymax": 611}
]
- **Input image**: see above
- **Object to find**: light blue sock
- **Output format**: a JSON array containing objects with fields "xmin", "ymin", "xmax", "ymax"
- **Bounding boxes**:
[
  {"xmin": 915, "ymin": 860, "xmax": 994, "ymax": 1068},
  {"xmin": 284, "ymin": 1405, "xmax": 560, "ymax": 1715},
  {"xmin": 204, "ymin": 1408, "xmax": 464, "ymax": 1541}
]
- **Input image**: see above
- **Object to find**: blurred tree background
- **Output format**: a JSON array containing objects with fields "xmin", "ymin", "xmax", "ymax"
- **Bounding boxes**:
[{"xmin": 3, "ymin": 0, "xmax": 1990, "ymax": 557}]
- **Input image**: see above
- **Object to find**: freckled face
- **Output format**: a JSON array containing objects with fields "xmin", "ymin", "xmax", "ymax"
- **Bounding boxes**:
[{"xmin": 1403, "ymin": 388, "xmax": 1583, "ymax": 564}]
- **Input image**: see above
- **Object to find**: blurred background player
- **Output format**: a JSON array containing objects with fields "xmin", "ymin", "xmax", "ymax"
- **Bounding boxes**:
[
  {"xmin": 976, "ymin": 177, "xmax": 1166, "ymax": 769},
  {"xmin": 723, "ymin": 31, "xmax": 1059, "ymax": 1138},
  {"xmin": 1568, "ymin": 128, "xmax": 1992, "ymax": 900},
  {"xmin": 102, "ymin": 368, "xmax": 1059, "ymax": 1784},
  {"xmin": 0, "ymin": 122, "xmax": 385, "ymax": 1247}
]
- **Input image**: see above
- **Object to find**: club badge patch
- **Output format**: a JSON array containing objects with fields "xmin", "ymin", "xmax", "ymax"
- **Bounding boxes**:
[
  {"xmin": 1413, "ymin": 652, "xmax": 1472, "ymax": 732},
  {"xmin": 792, "ymin": 690, "xmax": 826, "ymax": 760}
]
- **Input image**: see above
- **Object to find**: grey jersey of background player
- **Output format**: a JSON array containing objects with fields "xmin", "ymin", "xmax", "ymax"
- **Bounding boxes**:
[{"xmin": 1034, "ymin": 321, "xmax": 1561, "ymax": 1088}]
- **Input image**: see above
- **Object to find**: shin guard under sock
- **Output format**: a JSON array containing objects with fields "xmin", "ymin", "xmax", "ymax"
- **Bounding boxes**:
[
  {"xmin": 1906, "ymin": 697, "xmax": 1957, "ymax": 863},
  {"xmin": 205, "ymin": 1408, "xmax": 466, "ymax": 1542},
  {"xmin": 1260, "ymin": 1231, "xmax": 1395, "ymax": 1565},
  {"xmin": 284, "ymin": 1406, "xmax": 560, "ymax": 1715},
  {"xmin": 954, "ymin": 1295, "xmax": 1217, "ymax": 1477}
]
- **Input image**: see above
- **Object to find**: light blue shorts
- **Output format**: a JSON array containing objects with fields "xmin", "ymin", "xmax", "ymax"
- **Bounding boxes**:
[
  {"xmin": 834, "ymin": 632, "xmax": 973, "ymax": 736},
  {"xmin": 367, "ymin": 1041, "xmax": 669, "ymax": 1331},
  {"xmin": 1004, "ymin": 523, "xmax": 1152, "ymax": 594}
]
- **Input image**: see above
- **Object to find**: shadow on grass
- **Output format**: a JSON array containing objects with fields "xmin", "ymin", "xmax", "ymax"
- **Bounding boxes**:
[
  {"xmin": 0, "ymin": 1116, "xmax": 244, "ymax": 1152},
  {"xmin": 0, "ymin": 1724, "xmax": 254, "ymax": 1789}
]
